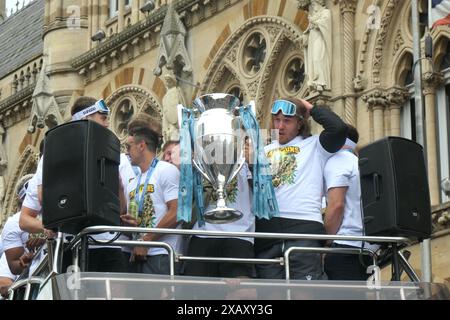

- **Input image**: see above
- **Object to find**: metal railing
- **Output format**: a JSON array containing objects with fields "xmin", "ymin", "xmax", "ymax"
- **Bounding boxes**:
[{"xmin": 7, "ymin": 225, "xmax": 417, "ymax": 300}]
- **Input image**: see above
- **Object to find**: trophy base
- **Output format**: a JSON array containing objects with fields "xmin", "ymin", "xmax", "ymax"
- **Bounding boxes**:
[{"xmin": 203, "ymin": 208, "xmax": 243, "ymax": 224}]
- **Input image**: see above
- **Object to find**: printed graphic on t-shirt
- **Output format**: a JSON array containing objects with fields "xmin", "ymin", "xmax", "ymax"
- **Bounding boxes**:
[
  {"xmin": 266, "ymin": 146, "xmax": 300, "ymax": 188},
  {"xmin": 206, "ymin": 176, "xmax": 238, "ymax": 204},
  {"xmin": 129, "ymin": 184, "xmax": 156, "ymax": 228}
]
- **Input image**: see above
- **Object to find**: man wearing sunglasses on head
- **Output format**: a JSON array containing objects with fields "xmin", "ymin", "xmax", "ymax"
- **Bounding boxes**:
[{"xmin": 255, "ymin": 98, "xmax": 347, "ymax": 286}]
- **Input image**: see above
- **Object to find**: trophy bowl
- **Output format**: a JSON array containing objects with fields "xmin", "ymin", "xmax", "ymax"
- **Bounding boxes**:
[{"xmin": 192, "ymin": 93, "xmax": 245, "ymax": 224}]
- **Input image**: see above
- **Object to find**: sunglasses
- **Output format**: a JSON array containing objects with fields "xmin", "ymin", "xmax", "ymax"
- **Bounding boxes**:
[
  {"xmin": 95, "ymin": 99, "xmax": 110, "ymax": 114},
  {"xmin": 271, "ymin": 100, "xmax": 298, "ymax": 117}
]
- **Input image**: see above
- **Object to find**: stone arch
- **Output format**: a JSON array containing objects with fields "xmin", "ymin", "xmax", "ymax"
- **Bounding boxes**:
[
  {"xmin": 104, "ymin": 85, "xmax": 162, "ymax": 145},
  {"xmin": 392, "ymin": 48, "xmax": 414, "ymax": 87},
  {"xmin": 0, "ymin": 145, "xmax": 39, "ymax": 227},
  {"xmin": 433, "ymin": 32, "xmax": 450, "ymax": 70},
  {"xmin": 200, "ymin": 16, "xmax": 305, "ymax": 128}
]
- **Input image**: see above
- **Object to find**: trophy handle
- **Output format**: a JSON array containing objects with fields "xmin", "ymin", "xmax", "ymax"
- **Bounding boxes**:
[
  {"xmin": 227, "ymin": 158, "xmax": 245, "ymax": 185},
  {"xmin": 193, "ymin": 159, "xmax": 213, "ymax": 184}
]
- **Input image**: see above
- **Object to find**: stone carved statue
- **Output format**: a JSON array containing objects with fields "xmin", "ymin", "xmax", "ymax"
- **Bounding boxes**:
[
  {"xmin": 161, "ymin": 70, "xmax": 186, "ymax": 142},
  {"xmin": 299, "ymin": 0, "xmax": 332, "ymax": 93}
]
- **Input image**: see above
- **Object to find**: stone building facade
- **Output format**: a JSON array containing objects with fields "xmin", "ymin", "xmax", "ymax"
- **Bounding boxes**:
[{"xmin": 0, "ymin": 0, "xmax": 448, "ymax": 284}]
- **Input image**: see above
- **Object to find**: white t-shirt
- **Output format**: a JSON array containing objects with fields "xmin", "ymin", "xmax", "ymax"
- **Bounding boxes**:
[
  {"xmin": 119, "ymin": 153, "xmax": 138, "ymax": 190},
  {"xmin": 194, "ymin": 164, "xmax": 255, "ymax": 243},
  {"xmin": 0, "ymin": 212, "xmax": 42, "ymax": 276},
  {"xmin": 22, "ymin": 168, "xmax": 41, "ymax": 212},
  {"xmin": 0, "ymin": 238, "xmax": 3, "ymax": 257},
  {"xmin": 0, "ymin": 254, "xmax": 16, "ymax": 281},
  {"xmin": 265, "ymin": 135, "xmax": 332, "ymax": 223},
  {"xmin": 1, "ymin": 212, "xmax": 29, "ymax": 252},
  {"xmin": 323, "ymin": 150, "xmax": 378, "ymax": 250},
  {"xmin": 125, "ymin": 160, "xmax": 181, "ymax": 256}
]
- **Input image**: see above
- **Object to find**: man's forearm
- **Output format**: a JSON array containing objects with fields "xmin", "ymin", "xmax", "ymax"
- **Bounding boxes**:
[
  {"xmin": 8, "ymin": 259, "xmax": 25, "ymax": 275},
  {"xmin": 324, "ymin": 205, "xmax": 344, "ymax": 235},
  {"xmin": 19, "ymin": 206, "xmax": 43, "ymax": 234}
]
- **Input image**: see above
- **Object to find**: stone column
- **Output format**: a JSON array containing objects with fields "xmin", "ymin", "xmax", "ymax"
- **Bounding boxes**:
[
  {"xmin": 92, "ymin": 0, "xmax": 100, "ymax": 43},
  {"xmin": 373, "ymin": 106, "xmax": 385, "ymax": 140},
  {"xmin": 423, "ymin": 71, "xmax": 444, "ymax": 205},
  {"xmin": 363, "ymin": 89, "xmax": 387, "ymax": 141},
  {"xmin": 44, "ymin": 0, "xmax": 50, "ymax": 26},
  {"xmin": 138, "ymin": 0, "xmax": 145, "ymax": 21},
  {"xmin": 387, "ymin": 87, "xmax": 408, "ymax": 137},
  {"xmin": 384, "ymin": 107, "xmax": 391, "ymax": 136},
  {"xmin": 132, "ymin": 0, "xmax": 139, "ymax": 24},
  {"xmin": 99, "ymin": 0, "xmax": 108, "ymax": 31},
  {"xmin": 118, "ymin": 0, "xmax": 124, "ymax": 32},
  {"xmin": 338, "ymin": 0, "xmax": 357, "ymax": 126},
  {"xmin": 87, "ymin": 0, "xmax": 92, "ymax": 49},
  {"xmin": 81, "ymin": 0, "xmax": 88, "ymax": 17}
]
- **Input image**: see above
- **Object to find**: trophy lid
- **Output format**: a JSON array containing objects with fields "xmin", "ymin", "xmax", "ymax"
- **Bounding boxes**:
[{"xmin": 192, "ymin": 93, "xmax": 241, "ymax": 113}]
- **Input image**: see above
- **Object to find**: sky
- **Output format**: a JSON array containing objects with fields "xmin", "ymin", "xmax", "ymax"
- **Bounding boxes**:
[{"xmin": 5, "ymin": 0, "xmax": 34, "ymax": 16}]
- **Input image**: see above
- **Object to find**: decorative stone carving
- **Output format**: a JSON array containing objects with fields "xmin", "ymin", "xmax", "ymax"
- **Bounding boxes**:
[
  {"xmin": 372, "ymin": 0, "xmax": 399, "ymax": 85},
  {"xmin": 423, "ymin": 71, "xmax": 444, "ymax": 95},
  {"xmin": 431, "ymin": 203, "xmax": 450, "ymax": 233},
  {"xmin": 27, "ymin": 61, "xmax": 64, "ymax": 133},
  {"xmin": 247, "ymin": 78, "xmax": 260, "ymax": 98},
  {"xmin": 353, "ymin": 74, "xmax": 366, "ymax": 91},
  {"xmin": 386, "ymin": 87, "xmax": 409, "ymax": 106},
  {"xmin": 161, "ymin": 70, "xmax": 186, "ymax": 142},
  {"xmin": 337, "ymin": 0, "xmax": 357, "ymax": 14},
  {"xmin": 307, "ymin": 90, "xmax": 332, "ymax": 107},
  {"xmin": 153, "ymin": 2, "xmax": 193, "ymax": 77},
  {"xmin": 393, "ymin": 29, "xmax": 405, "ymax": 56},
  {"xmin": 227, "ymin": 44, "xmax": 238, "ymax": 64},
  {"xmin": 114, "ymin": 98, "xmax": 135, "ymax": 139},
  {"xmin": 201, "ymin": 16, "xmax": 303, "ymax": 95},
  {"xmin": 106, "ymin": 86, "xmax": 162, "ymax": 141},
  {"xmin": 298, "ymin": 0, "xmax": 310, "ymax": 10},
  {"xmin": 227, "ymin": 86, "xmax": 244, "ymax": 104},
  {"xmin": 362, "ymin": 89, "xmax": 388, "ymax": 107},
  {"xmin": 242, "ymin": 32, "xmax": 267, "ymax": 76},
  {"xmin": 266, "ymin": 25, "xmax": 281, "ymax": 43},
  {"xmin": 300, "ymin": 0, "xmax": 332, "ymax": 93},
  {"xmin": 283, "ymin": 57, "xmax": 305, "ymax": 94}
]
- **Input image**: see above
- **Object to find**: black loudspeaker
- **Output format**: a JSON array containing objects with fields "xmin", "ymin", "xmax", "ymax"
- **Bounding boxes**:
[
  {"xmin": 42, "ymin": 120, "xmax": 121, "ymax": 234},
  {"xmin": 359, "ymin": 137, "xmax": 431, "ymax": 239}
]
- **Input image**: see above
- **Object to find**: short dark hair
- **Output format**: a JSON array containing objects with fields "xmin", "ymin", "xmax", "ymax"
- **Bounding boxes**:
[
  {"xmin": 71, "ymin": 96, "xmax": 98, "ymax": 116},
  {"xmin": 162, "ymin": 140, "xmax": 179, "ymax": 153},
  {"xmin": 127, "ymin": 114, "xmax": 162, "ymax": 153},
  {"xmin": 346, "ymin": 124, "xmax": 359, "ymax": 144}
]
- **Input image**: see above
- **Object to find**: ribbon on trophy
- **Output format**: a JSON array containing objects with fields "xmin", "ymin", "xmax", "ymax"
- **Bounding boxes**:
[
  {"xmin": 178, "ymin": 107, "xmax": 206, "ymax": 226},
  {"xmin": 239, "ymin": 104, "xmax": 279, "ymax": 220}
]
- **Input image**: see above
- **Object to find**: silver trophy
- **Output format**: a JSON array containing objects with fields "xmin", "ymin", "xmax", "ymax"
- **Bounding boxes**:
[{"xmin": 191, "ymin": 93, "xmax": 245, "ymax": 223}]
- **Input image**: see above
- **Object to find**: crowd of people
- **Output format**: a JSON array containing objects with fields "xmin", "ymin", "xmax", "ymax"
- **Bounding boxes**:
[{"xmin": 0, "ymin": 95, "xmax": 380, "ymax": 298}]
